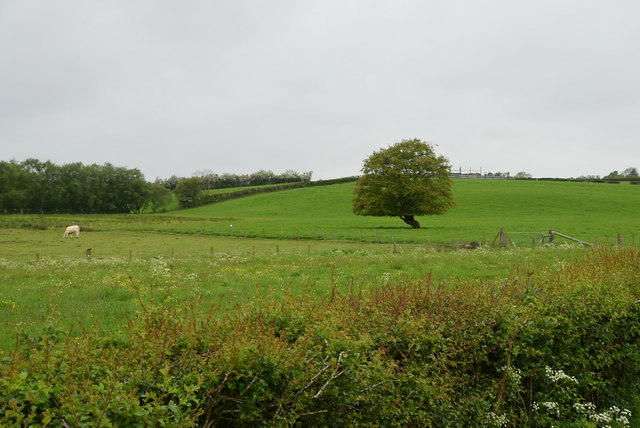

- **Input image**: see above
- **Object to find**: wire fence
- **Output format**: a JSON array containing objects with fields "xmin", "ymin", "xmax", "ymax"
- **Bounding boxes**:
[{"xmin": 496, "ymin": 229, "xmax": 637, "ymax": 248}]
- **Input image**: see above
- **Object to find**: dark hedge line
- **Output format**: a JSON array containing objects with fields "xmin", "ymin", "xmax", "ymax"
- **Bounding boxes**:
[
  {"xmin": 308, "ymin": 176, "xmax": 359, "ymax": 186},
  {"xmin": 158, "ymin": 171, "xmax": 314, "ymax": 191},
  {"xmin": 196, "ymin": 177, "xmax": 359, "ymax": 207},
  {"xmin": 2, "ymin": 248, "xmax": 639, "ymax": 426},
  {"xmin": 199, "ymin": 182, "xmax": 308, "ymax": 205}
]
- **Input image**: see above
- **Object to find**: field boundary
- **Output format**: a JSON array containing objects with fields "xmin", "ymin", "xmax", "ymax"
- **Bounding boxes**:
[{"xmin": 494, "ymin": 228, "xmax": 595, "ymax": 247}]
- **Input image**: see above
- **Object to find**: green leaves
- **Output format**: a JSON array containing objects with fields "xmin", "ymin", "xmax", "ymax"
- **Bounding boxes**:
[
  {"xmin": 0, "ymin": 159, "xmax": 150, "ymax": 213},
  {"xmin": 353, "ymin": 139, "xmax": 455, "ymax": 226},
  {"xmin": 174, "ymin": 177, "xmax": 203, "ymax": 209}
]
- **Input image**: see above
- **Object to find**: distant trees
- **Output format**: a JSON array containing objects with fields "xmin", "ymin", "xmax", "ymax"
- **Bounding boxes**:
[
  {"xmin": 485, "ymin": 171, "xmax": 511, "ymax": 179},
  {"xmin": 174, "ymin": 177, "xmax": 203, "ymax": 209},
  {"xmin": 605, "ymin": 167, "xmax": 639, "ymax": 179},
  {"xmin": 514, "ymin": 171, "xmax": 532, "ymax": 179},
  {"xmin": 1, "ymin": 160, "xmax": 318, "ymax": 214},
  {"xmin": 0, "ymin": 159, "xmax": 149, "ymax": 213},
  {"xmin": 159, "ymin": 170, "xmax": 313, "ymax": 191},
  {"xmin": 146, "ymin": 183, "xmax": 174, "ymax": 212},
  {"xmin": 353, "ymin": 139, "xmax": 455, "ymax": 229}
]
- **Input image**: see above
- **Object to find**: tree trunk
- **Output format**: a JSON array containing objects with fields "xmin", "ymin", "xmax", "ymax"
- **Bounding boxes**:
[{"xmin": 400, "ymin": 215, "xmax": 421, "ymax": 229}]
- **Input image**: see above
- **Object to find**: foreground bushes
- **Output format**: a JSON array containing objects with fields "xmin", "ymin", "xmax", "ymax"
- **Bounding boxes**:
[{"xmin": 2, "ymin": 248, "xmax": 640, "ymax": 426}]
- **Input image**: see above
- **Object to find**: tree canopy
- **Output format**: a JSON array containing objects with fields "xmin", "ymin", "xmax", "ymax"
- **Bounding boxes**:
[
  {"xmin": 174, "ymin": 177, "xmax": 203, "ymax": 209},
  {"xmin": 606, "ymin": 167, "xmax": 639, "ymax": 179},
  {"xmin": 352, "ymin": 139, "xmax": 455, "ymax": 228},
  {"xmin": 146, "ymin": 183, "xmax": 174, "ymax": 212},
  {"xmin": 0, "ymin": 159, "xmax": 149, "ymax": 213}
]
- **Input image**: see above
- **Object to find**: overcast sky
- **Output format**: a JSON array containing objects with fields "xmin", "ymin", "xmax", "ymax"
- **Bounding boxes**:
[{"xmin": 1, "ymin": 1, "xmax": 639, "ymax": 181}]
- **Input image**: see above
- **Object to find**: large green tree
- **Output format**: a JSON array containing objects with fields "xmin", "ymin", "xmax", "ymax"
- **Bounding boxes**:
[
  {"xmin": 175, "ymin": 177, "xmax": 203, "ymax": 209},
  {"xmin": 352, "ymin": 139, "xmax": 455, "ymax": 228}
]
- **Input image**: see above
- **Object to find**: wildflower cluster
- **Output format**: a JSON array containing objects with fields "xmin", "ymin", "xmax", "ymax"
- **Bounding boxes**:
[
  {"xmin": 149, "ymin": 257, "xmax": 173, "ymax": 280},
  {"xmin": 575, "ymin": 404, "xmax": 632, "ymax": 427},
  {"xmin": 486, "ymin": 411, "xmax": 508, "ymax": 427},
  {"xmin": 537, "ymin": 401, "xmax": 560, "ymax": 418},
  {"xmin": 530, "ymin": 366, "xmax": 632, "ymax": 427},
  {"xmin": 544, "ymin": 366, "xmax": 579, "ymax": 384},
  {"xmin": 500, "ymin": 365, "xmax": 523, "ymax": 385}
]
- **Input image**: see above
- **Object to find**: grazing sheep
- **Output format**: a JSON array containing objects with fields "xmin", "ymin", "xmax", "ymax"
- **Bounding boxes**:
[{"xmin": 63, "ymin": 225, "xmax": 80, "ymax": 238}]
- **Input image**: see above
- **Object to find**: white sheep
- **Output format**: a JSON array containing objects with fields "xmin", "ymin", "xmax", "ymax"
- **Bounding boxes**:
[{"xmin": 63, "ymin": 225, "xmax": 80, "ymax": 238}]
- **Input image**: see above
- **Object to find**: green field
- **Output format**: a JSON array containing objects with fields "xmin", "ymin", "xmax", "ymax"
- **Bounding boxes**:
[
  {"xmin": 0, "ymin": 178, "xmax": 637, "ymax": 347},
  {"xmin": 4, "ymin": 178, "xmax": 638, "ymax": 248},
  {"xmin": 1, "ymin": 178, "xmax": 640, "ymax": 426},
  {"xmin": 180, "ymin": 179, "xmax": 640, "ymax": 245}
]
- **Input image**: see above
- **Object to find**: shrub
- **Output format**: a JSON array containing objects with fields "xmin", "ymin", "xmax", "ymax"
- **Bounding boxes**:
[{"xmin": 1, "ymin": 248, "xmax": 640, "ymax": 426}]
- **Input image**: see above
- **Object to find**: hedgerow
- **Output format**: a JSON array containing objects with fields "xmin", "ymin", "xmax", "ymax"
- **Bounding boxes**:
[{"xmin": 1, "ymin": 248, "xmax": 639, "ymax": 426}]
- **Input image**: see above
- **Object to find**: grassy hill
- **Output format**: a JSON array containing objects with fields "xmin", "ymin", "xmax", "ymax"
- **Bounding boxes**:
[{"xmin": 178, "ymin": 179, "xmax": 640, "ymax": 246}]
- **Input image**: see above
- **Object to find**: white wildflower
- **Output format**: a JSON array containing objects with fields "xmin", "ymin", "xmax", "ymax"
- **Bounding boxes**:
[
  {"xmin": 499, "ymin": 365, "xmax": 523, "ymax": 385},
  {"xmin": 588, "ymin": 405, "xmax": 632, "ymax": 426},
  {"xmin": 540, "ymin": 401, "xmax": 560, "ymax": 417},
  {"xmin": 544, "ymin": 366, "xmax": 579, "ymax": 384},
  {"xmin": 591, "ymin": 412, "xmax": 613, "ymax": 423},
  {"xmin": 574, "ymin": 402, "xmax": 597, "ymax": 413},
  {"xmin": 486, "ymin": 412, "xmax": 508, "ymax": 427}
]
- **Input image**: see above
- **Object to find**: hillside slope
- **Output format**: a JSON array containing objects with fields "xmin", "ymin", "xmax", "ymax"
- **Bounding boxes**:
[{"xmin": 177, "ymin": 179, "xmax": 639, "ymax": 245}]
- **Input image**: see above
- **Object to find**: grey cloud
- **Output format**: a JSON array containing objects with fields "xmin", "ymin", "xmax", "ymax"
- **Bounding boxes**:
[{"xmin": 1, "ymin": 0, "xmax": 639, "ymax": 180}]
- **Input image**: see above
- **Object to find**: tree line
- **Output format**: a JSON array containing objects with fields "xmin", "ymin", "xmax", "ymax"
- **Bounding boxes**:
[
  {"xmin": 604, "ymin": 167, "xmax": 639, "ymax": 179},
  {"xmin": 0, "ymin": 159, "xmax": 149, "ymax": 214},
  {"xmin": 0, "ymin": 159, "xmax": 313, "ymax": 213},
  {"xmin": 155, "ymin": 169, "xmax": 312, "ymax": 191}
]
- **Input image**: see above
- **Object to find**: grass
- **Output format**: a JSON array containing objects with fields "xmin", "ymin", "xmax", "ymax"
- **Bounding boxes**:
[
  {"xmin": 0, "ymin": 178, "xmax": 638, "ymax": 351},
  {"xmin": 178, "ymin": 179, "xmax": 640, "ymax": 245},
  {"xmin": 203, "ymin": 182, "xmax": 303, "ymax": 195},
  {"xmin": 0, "ymin": 239, "xmax": 590, "ymax": 352},
  {"xmin": 3, "ymin": 179, "xmax": 638, "ymax": 246}
]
